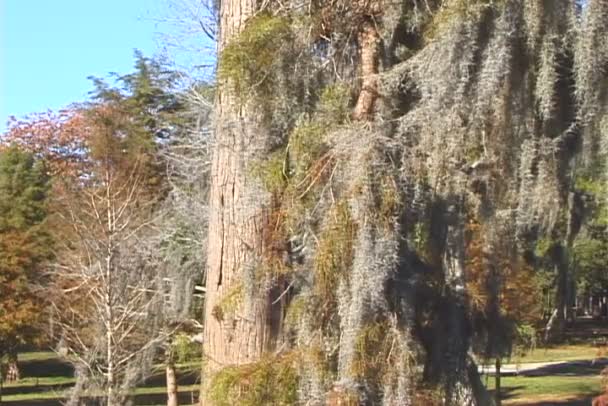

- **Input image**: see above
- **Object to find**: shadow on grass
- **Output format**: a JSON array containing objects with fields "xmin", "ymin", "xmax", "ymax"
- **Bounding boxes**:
[
  {"xmin": 19, "ymin": 358, "xmax": 74, "ymax": 378},
  {"xmin": 522, "ymin": 396, "xmax": 595, "ymax": 406},
  {"xmin": 520, "ymin": 359, "xmax": 608, "ymax": 377},
  {"xmin": 0, "ymin": 400, "xmax": 63, "ymax": 406},
  {"xmin": 490, "ymin": 386, "xmax": 599, "ymax": 405},
  {"xmin": 487, "ymin": 385, "xmax": 525, "ymax": 401}
]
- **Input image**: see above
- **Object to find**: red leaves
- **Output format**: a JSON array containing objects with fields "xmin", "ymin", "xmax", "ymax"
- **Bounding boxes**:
[{"xmin": 2, "ymin": 108, "xmax": 91, "ymax": 177}]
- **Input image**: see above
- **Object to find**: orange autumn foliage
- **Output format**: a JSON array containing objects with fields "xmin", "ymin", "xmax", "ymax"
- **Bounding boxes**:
[
  {"xmin": 3, "ymin": 109, "xmax": 92, "ymax": 178},
  {"xmin": 465, "ymin": 219, "xmax": 541, "ymax": 325}
]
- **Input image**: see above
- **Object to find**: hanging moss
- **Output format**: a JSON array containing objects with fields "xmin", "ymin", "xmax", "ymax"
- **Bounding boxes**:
[
  {"xmin": 413, "ymin": 221, "xmax": 432, "ymax": 260},
  {"xmin": 289, "ymin": 123, "xmax": 327, "ymax": 179},
  {"xmin": 250, "ymin": 150, "xmax": 288, "ymax": 195},
  {"xmin": 284, "ymin": 295, "xmax": 308, "ymax": 329},
  {"xmin": 349, "ymin": 319, "xmax": 412, "ymax": 394},
  {"xmin": 425, "ymin": 0, "xmax": 502, "ymax": 40},
  {"xmin": 207, "ymin": 353, "xmax": 299, "ymax": 406},
  {"xmin": 326, "ymin": 387, "xmax": 362, "ymax": 406},
  {"xmin": 534, "ymin": 237, "xmax": 554, "ymax": 259},
  {"xmin": 465, "ymin": 143, "xmax": 484, "ymax": 164},
  {"xmin": 412, "ymin": 386, "xmax": 444, "ymax": 405},
  {"xmin": 281, "ymin": 121, "xmax": 335, "ymax": 233},
  {"xmin": 350, "ymin": 320, "xmax": 393, "ymax": 380},
  {"xmin": 173, "ymin": 333, "xmax": 200, "ymax": 363},
  {"xmin": 254, "ymin": 258, "xmax": 292, "ymax": 283},
  {"xmin": 314, "ymin": 201, "xmax": 357, "ymax": 302},
  {"xmin": 575, "ymin": 174, "xmax": 606, "ymax": 197},
  {"xmin": 317, "ymin": 83, "xmax": 352, "ymax": 125},
  {"xmin": 211, "ymin": 282, "xmax": 244, "ymax": 322},
  {"xmin": 376, "ymin": 174, "xmax": 402, "ymax": 230},
  {"xmin": 218, "ymin": 13, "xmax": 292, "ymax": 97}
]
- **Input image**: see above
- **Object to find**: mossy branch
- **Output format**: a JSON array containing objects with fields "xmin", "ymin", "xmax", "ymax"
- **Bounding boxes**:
[
  {"xmin": 208, "ymin": 353, "xmax": 299, "ymax": 406},
  {"xmin": 218, "ymin": 13, "xmax": 292, "ymax": 98}
]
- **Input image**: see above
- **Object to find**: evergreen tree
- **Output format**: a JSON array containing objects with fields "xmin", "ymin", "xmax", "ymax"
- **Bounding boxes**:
[
  {"xmin": 0, "ymin": 145, "xmax": 51, "ymax": 382},
  {"xmin": 87, "ymin": 51, "xmax": 190, "ymax": 194}
]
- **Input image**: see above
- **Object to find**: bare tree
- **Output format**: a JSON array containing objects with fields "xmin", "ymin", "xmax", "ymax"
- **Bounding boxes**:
[
  {"xmin": 50, "ymin": 144, "xmax": 168, "ymax": 406},
  {"xmin": 154, "ymin": 86, "xmax": 213, "ymax": 406}
]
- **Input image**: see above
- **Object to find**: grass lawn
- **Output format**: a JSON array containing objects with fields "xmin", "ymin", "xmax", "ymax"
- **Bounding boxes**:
[
  {"xmin": 502, "ymin": 344, "xmax": 602, "ymax": 364},
  {"xmin": 2, "ymin": 376, "xmax": 75, "ymax": 388},
  {"xmin": 0, "ymin": 384, "xmax": 200, "ymax": 403},
  {"xmin": 16, "ymin": 352, "xmax": 59, "ymax": 362},
  {"xmin": 484, "ymin": 374, "xmax": 602, "ymax": 404},
  {"xmin": 0, "ymin": 351, "xmax": 199, "ymax": 405}
]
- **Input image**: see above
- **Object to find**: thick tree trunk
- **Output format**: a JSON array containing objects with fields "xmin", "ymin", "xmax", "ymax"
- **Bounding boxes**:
[{"xmin": 201, "ymin": 1, "xmax": 277, "ymax": 404}]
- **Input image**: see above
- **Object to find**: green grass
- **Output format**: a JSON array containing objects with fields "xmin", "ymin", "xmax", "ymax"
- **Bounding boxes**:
[
  {"xmin": 133, "ymin": 384, "xmax": 199, "ymax": 395},
  {"xmin": 503, "ymin": 344, "xmax": 602, "ymax": 364},
  {"xmin": 484, "ymin": 375, "xmax": 601, "ymax": 403},
  {"xmin": 16, "ymin": 351, "xmax": 58, "ymax": 362},
  {"xmin": 0, "ymin": 384, "xmax": 199, "ymax": 402},
  {"xmin": 2, "ymin": 375, "xmax": 75, "ymax": 388},
  {"xmin": 1, "ymin": 351, "xmax": 200, "ymax": 405},
  {"xmin": 0, "ymin": 390, "xmax": 65, "ymax": 402}
]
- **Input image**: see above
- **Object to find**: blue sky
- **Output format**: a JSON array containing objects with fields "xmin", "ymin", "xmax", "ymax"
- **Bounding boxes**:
[{"xmin": 0, "ymin": 0, "xmax": 172, "ymax": 132}]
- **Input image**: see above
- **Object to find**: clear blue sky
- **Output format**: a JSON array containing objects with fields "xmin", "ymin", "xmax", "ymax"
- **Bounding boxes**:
[{"xmin": 0, "ymin": 0, "xmax": 169, "ymax": 132}]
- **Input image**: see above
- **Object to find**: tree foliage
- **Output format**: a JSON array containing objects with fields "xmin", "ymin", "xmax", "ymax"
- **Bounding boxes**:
[{"xmin": 0, "ymin": 146, "xmax": 51, "ymax": 359}]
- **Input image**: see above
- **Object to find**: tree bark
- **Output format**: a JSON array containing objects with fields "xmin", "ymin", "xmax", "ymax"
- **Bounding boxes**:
[
  {"xmin": 166, "ymin": 360, "xmax": 178, "ymax": 406},
  {"xmin": 495, "ymin": 358, "xmax": 501, "ymax": 406},
  {"xmin": 352, "ymin": 19, "xmax": 380, "ymax": 121},
  {"xmin": 5, "ymin": 352, "xmax": 19, "ymax": 383},
  {"xmin": 442, "ymin": 205, "xmax": 476, "ymax": 406},
  {"xmin": 201, "ymin": 1, "xmax": 277, "ymax": 404}
]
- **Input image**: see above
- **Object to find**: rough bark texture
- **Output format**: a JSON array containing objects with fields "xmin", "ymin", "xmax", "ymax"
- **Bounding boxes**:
[{"xmin": 201, "ymin": 0, "xmax": 277, "ymax": 403}]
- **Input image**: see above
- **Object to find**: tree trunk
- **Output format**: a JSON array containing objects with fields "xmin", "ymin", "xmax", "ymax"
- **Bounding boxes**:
[
  {"xmin": 442, "ymin": 205, "xmax": 476, "ymax": 406},
  {"xmin": 494, "ymin": 358, "xmax": 501, "ymax": 406},
  {"xmin": 201, "ymin": 0, "xmax": 277, "ymax": 404},
  {"xmin": 352, "ymin": 19, "xmax": 379, "ymax": 121},
  {"xmin": 166, "ymin": 360, "xmax": 178, "ymax": 406},
  {"xmin": 5, "ymin": 353, "xmax": 19, "ymax": 383},
  {"xmin": 546, "ymin": 247, "xmax": 568, "ymax": 343}
]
